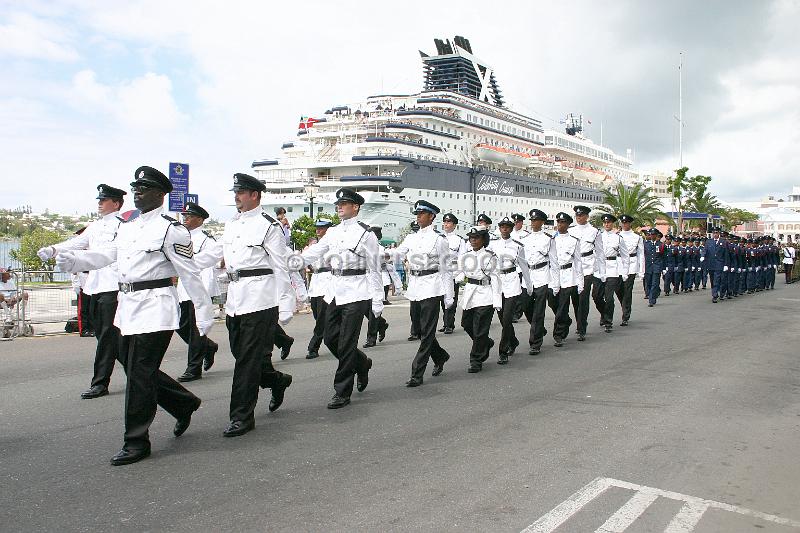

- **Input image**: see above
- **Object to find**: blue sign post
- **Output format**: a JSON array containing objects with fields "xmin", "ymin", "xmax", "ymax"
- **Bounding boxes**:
[
  {"xmin": 183, "ymin": 193, "xmax": 198, "ymax": 206},
  {"xmin": 168, "ymin": 162, "xmax": 189, "ymax": 212}
]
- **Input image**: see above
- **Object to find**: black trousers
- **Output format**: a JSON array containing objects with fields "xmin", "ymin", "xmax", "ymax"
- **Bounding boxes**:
[
  {"xmin": 571, "ymin": 274, "xmax": 598, "ymax": 335},
  {"xmin": 88, "ymin": 291, "xmax": 122, "ymax": 389},
  {"xmin": 440, "ymin": 281, "xmax": 460, "ymax": 330},
  {"xmin": 273, "ymin": 324, "xmax": 293, "ymax": 350},
  {"xmin": 410, "ymin": 296, "xmax": 450, "ymax": 380},
  {"xmin": 524, "ymin": 285, "xmax": 549, "ymax": 350},
  {"xmin": 308, "ymin": 296, "xmax": 328, "ymax": 353},
  {"xmin": 176, "ymin": 300, "xmax": 212, "ymax": 376},
  {"xmin": 786, "ymin": 263, "xmax": 794, "ymax": 283},
  {"xmin": 549, "ymin": 286, "xmax": 575, "ymax": 340},
  {"xmin": 461, "ymin": 305, "xmax": 493, "ymax": 367},
  {"xmin": 226, "ymin": 307, "xmax": 285, "ymax": 424},
  {"xmin": 119, "ymin": 330, "xmax": 200, "ymax": 451},
  {"xmin": 614, "ymin": 274, "xmax": 636, "ymax": 322},
  {"xmin": 495, "ymin": 294, "xmax": 519, "ymax": 355},
  {"xmin": 595, "ymin": 276, "xmax": 620, "ymax": 326},
  {"xmin": 513, "ymin": 273, "xmax": 526, "ymax": 320},
  {"xmin": 365, "ymin": 310, "xmax": 388, "ymax": 343},
  {"xmin": 324, "ymin": 298, "xmax": 371, "ymax": 397},
  {"xmin": 409, "ymin": 300, "xmax": 421, "ymax": 336},
  {"xmin": 78, "ymin": 289, "xmax": 93, "ymax": 333}
]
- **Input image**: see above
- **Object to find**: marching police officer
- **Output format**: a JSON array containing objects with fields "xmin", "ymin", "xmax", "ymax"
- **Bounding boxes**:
[
  {"xmin": 439, "ymin": 213, "xmax": 466, "ymax": 334},
  {"xmin": 363, "ymin": 226, "xmax": 389, "ymax": 348},
  {"xmin": 615, "ymin": 214, "xmax": 643, "ymax": 326},
  {"xmin": 56, "ymin": 166, "xmax": 213, "ymax": 465},
  {"xmin": 510, "ymin": 213, "xmax": 531, "ymax": 322},
  {"xmin": 221, "ymin": 173, "xmax": 294, "ymax": 437},
  {"xmin": 40, "ymin": 184, "xmax": 126, "ymax": 399},
  {"xmin": 643, "ymin": 228, "xmax": 664, "ymax": 307},
  {"xmin": 306, "ymin": 219, "xmax": 333, "ymax": 359},
  {"xmin": 394, "ymin": 200, "xmax": 454, "ymax": 386},
  {"xmin": 489, "ymin": 216, "xmax": 531, "ymax": 364},
  {"xmin": 302, "ymin": 188, "xmax": 383, "ymax": 408},
  {"xmin": 597, "ymin": 214, "xmax": 629, "ymax": 333},
  {"xmin": 175, "ymin": 202, "xmax": 222, "ymax": 381},
  {"xmin": 520, "ymin": 209, "xmax": 558, "ymax": 354},
  {"xmin": 549, "ymin": 212, "xmax": 584, "ymax": 347},
  {"xmin": 568, "ymin": 205, "xmax": 606, "ymax": 341}
]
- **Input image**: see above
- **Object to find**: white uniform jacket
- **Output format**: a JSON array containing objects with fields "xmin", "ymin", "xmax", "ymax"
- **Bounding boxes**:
[
  {"xmin": 53, "ymin": 211, "xmax": 121, "ymax": 295},
  {"xmin": 222, "ymin": 207, "xmax": 294, "ymax": 320},
  {"xmin": 394, "ymin": 225, "xmax": 454, "ymax": 305},
  {"xmin": 57, "ymin": 208, "xmax": 213, "ymax": 336},
  {"xmin": 551, "ymin": 232, "xmax": 585, "ymax": 293},
  {"xmin": 568, "ymin": 222, "xmax": 606, "ymax": 281},
  {"xmin": 520, "ymin": 229, "xmax": 559, "ymax": 289},
  {"xmin": 177, "ymin": 227, "xmax": 223, "ymax": 302},
  {"xmin": 511, "ymin": 228, "xmax": 531, "ymax": 241},
  {"xmin": 487, "ymin": 236, "xmax": 531, "ymax": 296},
  {"xmin": 301, "ymin": 217, "xmax": 384, "ymax": 311},
  {"xmin": 601, "ymin": 230, "xmax": 630, "ymax": 278},
  {"xmin": 443, "ymin": 229, "xmax": 467, "ymax": 272},
  {"xmin": 307, "ymin": 253, "xmax": 333, "ymax": 299},
  {"xmin": 619, "ymin": 230, "xmax": 645, "ymax": 276},
  {"xmin": 454, "ymin": 247, "xmax": 503, "ymax": 310}
]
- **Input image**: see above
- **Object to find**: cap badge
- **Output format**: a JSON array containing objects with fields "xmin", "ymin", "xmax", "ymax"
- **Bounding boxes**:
[{"xmin": 138, "ymin": 171, "xmax": 144, "ymax": 179}]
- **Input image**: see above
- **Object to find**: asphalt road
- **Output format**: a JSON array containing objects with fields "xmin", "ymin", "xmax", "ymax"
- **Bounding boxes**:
[{"xmin": 1, "ymin": 282, "xmax": 799, "ymax": 532}]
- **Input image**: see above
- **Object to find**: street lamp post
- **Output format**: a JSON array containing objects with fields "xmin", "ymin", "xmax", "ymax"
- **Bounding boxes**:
[{"xmin": 304, "ymin": 179, "xmax": 319, "ymax": 220}]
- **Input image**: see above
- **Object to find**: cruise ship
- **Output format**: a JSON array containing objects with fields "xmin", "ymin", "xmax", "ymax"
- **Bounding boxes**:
[{"xmin": 254, "ymin": 36, "xmax": 637, "ymax": 242}]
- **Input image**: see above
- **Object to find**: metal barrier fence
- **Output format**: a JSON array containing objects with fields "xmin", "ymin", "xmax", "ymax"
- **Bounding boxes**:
[
  {"xmin": 1, "ymin": 270, "xmax": 34, "ymax": 339},
  {"xmin": 6, "ymin": 269, "xmax": 76, "ymax": 337}
]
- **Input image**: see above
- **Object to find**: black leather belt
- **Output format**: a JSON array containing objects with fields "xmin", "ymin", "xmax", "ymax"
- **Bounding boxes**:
[
  {"xmin": 500, "ymin": 266, "xmax": 517, "ymax": 274},
  {"xmin": 410, "ymin": 269, "xmax": 439, "ymax": 276},
  {"xmin": 118, "ymin": 278, "xmax": 172, "ymax": 293},
  {"xmin": 466, "ymin": 277, "xmax": 491, "ymax": 286},
  {"xmin": 530, "ymin": 261, "xmax": 548, "ymax": 270},
  {"xmin": 581, "ymin": 250, "xmax": 594, "ymax": 257},
  {"xmin": 227, "ymin": 268, "xmax": 274, "ymax": 282},
  {"xmin": 629, "ymin": 252, "xmax": 638, "ymax": 257},
  {"xmin": 606, "ymin": 256, "xmax": 617, "ymax": 260},
  {"xmin": 312, "ymin": 267, "xmax": 331, "ymax": 273},
  {"xmin": 560, "ymin": 263, "xmax": 573, "ymax": 270},
  {"xmin": 332, "ymin": 268, "xmax": 366, "ymax": 276}
]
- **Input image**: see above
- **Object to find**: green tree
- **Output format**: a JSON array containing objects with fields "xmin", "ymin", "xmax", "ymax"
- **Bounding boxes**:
[
  {"xmin": 290, "ymin": 213, "xmax": 340, "ymax": 249},
  {"xmin": 592, "ymin": 182, "xmax": 671, "ymax": 229},
  {"xmin": 718, "ymin": 207, "xmax": 758, "ymax": 230},
  {"xmin": 9, "ymin": 227, "xmax": 65, "ymax": 281}
]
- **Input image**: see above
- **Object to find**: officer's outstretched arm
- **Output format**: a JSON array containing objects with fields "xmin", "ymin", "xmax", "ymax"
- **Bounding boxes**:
[
  {"xmin": 437, "ymin": 236, "xmax": 454, "ymax": 307},
  {"xmin": 56, "ymin": 246, "xmax": 117, "ymax": 273},
  {"xmin": 362, "ymin": 231, "xmax": 384, "ymax": 316}
]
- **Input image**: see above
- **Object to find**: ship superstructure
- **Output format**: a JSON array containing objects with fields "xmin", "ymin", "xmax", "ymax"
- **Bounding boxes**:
[{"xmin": 253, "ymin": 36, "xmax": 635, "ymax": 242}]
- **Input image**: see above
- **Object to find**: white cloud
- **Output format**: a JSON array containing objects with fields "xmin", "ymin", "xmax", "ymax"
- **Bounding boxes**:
[{"xmin": 0, "ymin": 12, "xmax": 79, "ymax": 62}]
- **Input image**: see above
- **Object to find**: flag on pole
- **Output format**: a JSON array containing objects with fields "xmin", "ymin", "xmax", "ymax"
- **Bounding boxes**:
[{"xmin": 298, "ymin": 116, "xmax": 319, "ymax": 129}]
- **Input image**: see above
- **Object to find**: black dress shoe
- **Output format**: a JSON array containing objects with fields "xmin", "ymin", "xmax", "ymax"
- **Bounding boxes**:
[
  {"xmin": 553, "ymin": 337, "xmax": 564, "ymax": 347},
  {"xmin": 327, "ymin": 394, "xmax": 351, "ymax": 409},
  {"xmin": 80, "ymin": 330, "xmax": 95, "ymax": 337},
  {"xmin": 648, "ymin": 303, "xmax": 654, "ymax": 307},
  {"xmin": 405, "ymin": 377, "xmax": 423, "ymax": 387},
  {"xmin": 203, "ymin": 340, "xmax": 218, "ymax": 371},
  {"xmin": 604, "ymin": 325, "xmax": 612, "ymax": 333},
  {"xmin": 174, "ymin": 398, "xmax": 201, "ymax": 437},
  {"xmin": 269, "ymin": 373, "xmax": 292, "ymax": 412},
  {"xmin": 177, "ymin": 372, "xmax": 201, "ymax": 382},
  {"xmin": 443, "ymin": 327, "xmax": 454, "ymax": 334},
  {"xmin": 407, "ymin": 335, "xmax": 419, "ymax": 341},
  {"xmin": 438, "ymin": 327, "xmax": 446, "ymax": 332},
  {"xmin": 362, "ymin": 339, "xmax": 376, "ymax": 348},
  {"xmin": 383, "ymin": 300, "xmax": 391, "ymax": 305},
  {"xmin": 80, "ymin": 385, "xmax": 109, "ymax": 399},
  {"xmin": 529, "ymin": 347, "xmax": 541, "ymax": 355},
  {"xmin": 223, "ymin": 419, "xmax": 254, "ymax": 437},
  {"xmin": 280, "ymin": 337, "xmax": 294, "ymax": 360},
  {"xmin": 712, "ymin": 297, "xmax": 718, "ymax": 303},
  {"xmin": 110, "ymin": 446, "xmax": 151, "ymax": 466},
  {"xmin": 577, "ymin": 333, "xmax": 586, "ymax": 341},
  {"xmin": 431, "ymin": 353, "xmax": 449, "ymax": 376},
  {"xmin": 378, "ymin": 322, "xmax": 388, "ymax": 342},
  {"xmin": 620, "ymin": 320, "xmax": 629, "ymax": 327},
  {"xmin": 467, "ymin": 365, "xmax": 482, "ymax": 373},
  {"xmin": 497, "ymin": 354, "xmax": 509, "ymax": 365},
  {"xmin": 356, "ymin": 358, "xmax": 372, "ymax": 392},
  {"xmin": 306, "ymin": 351, "xmax": 319, "ymax": 359}
]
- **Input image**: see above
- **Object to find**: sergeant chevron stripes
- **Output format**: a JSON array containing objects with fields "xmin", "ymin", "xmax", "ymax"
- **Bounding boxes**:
[{"xmin": 173, "ymin": 242, "xmax": 194, "ymax": 258}]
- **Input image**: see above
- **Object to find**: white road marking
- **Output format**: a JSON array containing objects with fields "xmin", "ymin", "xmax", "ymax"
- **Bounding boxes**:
[
  {"xmin": 663, "ymin": 501, "xmax": 710, "ymax": 533},
  {"xmin": 595, "ymin": 490, "xmax": 659, "ymax": 532},
  {"xmin": 522, "ymin": 477, "xmax": 800, "ymax": 533},
  {"xmin": 777, "ymin": 297, "xmax": 800, "ymax": 302}
]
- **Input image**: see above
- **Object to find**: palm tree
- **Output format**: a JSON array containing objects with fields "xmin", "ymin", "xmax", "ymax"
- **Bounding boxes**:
[
  {"xmin": 684, "ymin": 192, "xmax": 721, "ymax": 229},
  {"xmin": 592, "ymin": 182, "xmax": 672, "ymax": 229}
]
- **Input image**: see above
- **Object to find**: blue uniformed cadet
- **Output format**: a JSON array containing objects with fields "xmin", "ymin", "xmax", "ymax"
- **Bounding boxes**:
[
  {"xmin": 683, "ymin": 238, "xmax": 695, "ymax": 293},
  {"xmin": 306, "ymin": 219, "xmax": 334, "ymax": 359},
  {"xmin": 662, "ymin": 234, "xmax": 675, "ymax": 296},
  {"xmin": 439, "ymin": 212, "xmax": 467, "ymax": 334},
  {"xmin": 56, "ymin": 165, "xmax": 214, "ymax": 465},
  {"xmin": 696, "ymin": 237, "xmax": 708, "ymax": 289},
  {"xmin": 673, "ymin": 237, "xmax": 686, "ymax": 293},
  {"xmin": 643, "ymin": 228, "xmax": 664, "ymax": 307},
  {"xmin": 767, "ymin": 237, "xmax": 779, "ymax": 289},
  {"xmin": 706, "ymin": 228, "xmax": 726, "ymax": 302}
]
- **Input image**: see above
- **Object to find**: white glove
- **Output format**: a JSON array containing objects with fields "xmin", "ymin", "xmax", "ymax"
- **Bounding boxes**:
[
  {"xmin": 371, "ymin": 299, "xmax": 384, "ymax": 317},
  {"xmin": 577, "ymin": 287, "xmax": 583, "ymax": 295},
  {"xmin": 494, "ymin": 306, "xmax": 502, "ymax": 312},
  {"xmin": 279, "ymin": 310, "xmax": 293, "ymax": 325},
  {"xmin": 723, "ymin": 266, "xmax": 729, "ymax": 272},
  {"xmin": 551, "ymin": 287, "xmax": 560, "ymax": 296},
  {"xmin": 37, "ymin": 246, "xmax": 55, "ymax": 261},
  {"xmin": 197, "ymin": 320, "xmax": 213, "ymax": 336},
  {"xmin": 55, "ymin": 251, "xmax": 77, "ymax": 272},
  {"xmin": 444, "ymin": 297, "xmax": 454, "ymax": 309},
  {"xmin": 662, "ymin": 270, "xmax": 667, "ymax": 275},
  {"xmin": 700, "ymin": 257, "xmax": 705, "ymax": 262}
]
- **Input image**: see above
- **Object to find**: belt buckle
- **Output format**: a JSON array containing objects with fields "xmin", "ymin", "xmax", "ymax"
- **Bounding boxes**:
[
  {"xmin": 332, "ymin": 269, "xmax": 342, "ymax": 276},
  {"xmin": 227, "ymin": 271, "xmax": 240, "ymax": 282},
  {"xmin": 482, "ymin": 278, "xmax": 490, "ymax": 286},
  {"xmin": 119, "ymin": 282, "xmax": 132, "ymax": 294}
]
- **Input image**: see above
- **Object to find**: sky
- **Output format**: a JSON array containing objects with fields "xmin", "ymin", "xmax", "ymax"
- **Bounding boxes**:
[{"xmin": 2, "ymin": 0, "xmax": 799, "ymax": 218}]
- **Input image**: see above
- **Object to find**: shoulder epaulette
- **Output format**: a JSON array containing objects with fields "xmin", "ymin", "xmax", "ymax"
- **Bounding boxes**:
[
  {"xmin": 571, "ymin": 235, "xmax": 580, "ymax": 241},
  {"xmin": 161, "ymin": 214, "xmax": 181, "ymax": 226},
  {"xmin": 261, "ymin": 212, "xmax": 278, "ymax": 225},
  {"xmin": 486, "ymin": 249, "xmax": 496, "ymax": 256},
  {"xmin": 511, "ymin": 238, "xmax": 523, "ymax": 247},
  {"xmin": 457, "ymin": 234, "xmax": 466, "ymax": 240},
  {"xmin": 544, "ymin": 231, "xmax": 554, "ymax": 238},
  {"xmin": 357, "ymin": 221, "xmax": 370, "ymax": 230},
  {"xmin": 202, "ymin": 230, "xmax": 216, "ymax": 241},
  {"xmin": 116, "ymin": 216, "xmax": 127, "ymax": 223}
]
